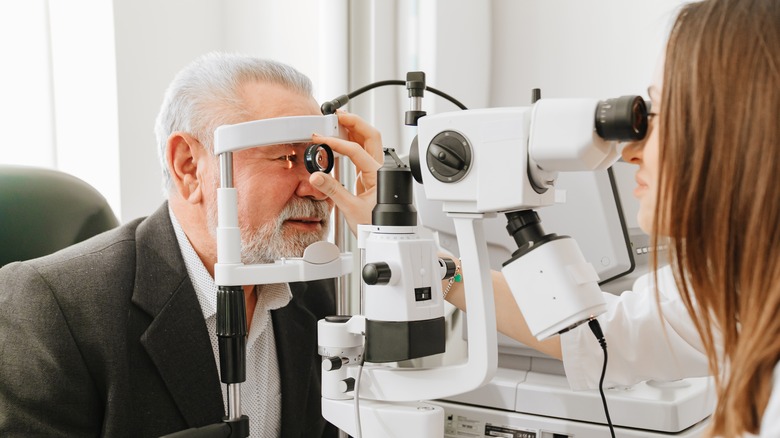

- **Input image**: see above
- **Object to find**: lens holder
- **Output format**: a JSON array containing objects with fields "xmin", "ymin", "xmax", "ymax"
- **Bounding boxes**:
[{"xmin": 304, "ymin": 143, "xmax": 335, "ymax": 174}]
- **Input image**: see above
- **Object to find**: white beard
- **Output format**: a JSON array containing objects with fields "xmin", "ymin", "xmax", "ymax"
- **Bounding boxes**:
[{"xmin": 207, "ymin": 197, "xmax": 331, "ymax": 264}]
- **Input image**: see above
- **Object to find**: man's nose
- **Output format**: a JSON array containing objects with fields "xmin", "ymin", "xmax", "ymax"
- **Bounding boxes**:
[{"xmin": 293, "ymin": 162, "xmax": 328, "ymax": 200}]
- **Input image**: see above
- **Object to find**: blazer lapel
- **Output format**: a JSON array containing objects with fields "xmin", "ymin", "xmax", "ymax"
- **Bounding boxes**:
[{"xmin": 131, "ymin": 205, "xmax": 224, "ymax": 428}]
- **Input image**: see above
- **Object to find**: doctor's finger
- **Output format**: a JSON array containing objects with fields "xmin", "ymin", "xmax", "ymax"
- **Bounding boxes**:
[
  {"xmin": 309, "ymin": 172, "xmax": 372, "ymax": 229},
  {"xmin": 336, "ymin": 111, "xmax": 384, "ymax": 162},
  {"xmin": 310, "ymin": 172, "xmax": 347, "ymax": 200}
]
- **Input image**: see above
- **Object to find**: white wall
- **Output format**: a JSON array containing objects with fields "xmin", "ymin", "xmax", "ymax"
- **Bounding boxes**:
[
  {"xmin": 352, "ymin": 0, "xmax": 687, "ymax": 151},
  {"xmin": 488, "ymin": 0, "xmax": 685, "ymax": 104},
  {"xmin": 112, "ymin": 0, "xmax": 224, "ymax": 222}
]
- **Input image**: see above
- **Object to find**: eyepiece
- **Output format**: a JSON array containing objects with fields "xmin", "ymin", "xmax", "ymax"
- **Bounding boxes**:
[
  {"xmin": 595, "ymin": 95, "xmax": 648, "ymax": 141},
  {"xmin": 304, "ymin": 143, "xmax": 335, "ymax": 174}
]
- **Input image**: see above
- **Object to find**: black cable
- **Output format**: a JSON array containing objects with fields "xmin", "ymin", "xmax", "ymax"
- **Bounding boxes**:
[
  {"xmin": 351, "ymin": 80, "xmax": 468, "ymax": 110},
  {"xmin": 588, "ymin": 318, "xmax": 616, "ymax": 438},
  {"xmin": 321, "ymin": 79, "xmax": 468, "ymax": 114}
]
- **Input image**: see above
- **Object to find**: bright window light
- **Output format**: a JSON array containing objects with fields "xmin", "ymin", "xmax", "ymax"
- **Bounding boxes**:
[{"xmin": 0, "ymin": 0, "xmax": 56, "ymax": 167}]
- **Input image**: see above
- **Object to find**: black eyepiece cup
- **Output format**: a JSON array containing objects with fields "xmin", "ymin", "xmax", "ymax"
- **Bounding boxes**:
[{"xmin": 595, "ymin": 95, "xmax": 648, "ymax": 142}]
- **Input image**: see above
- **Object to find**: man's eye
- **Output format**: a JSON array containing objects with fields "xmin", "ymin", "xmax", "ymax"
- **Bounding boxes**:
[
  {"xmin": 275, "ymin": 155, "xmax": 298, "ymax": 162},
  {"xmin": 272, "ymin": 154, "xmax": 298, "ymax": 169}
]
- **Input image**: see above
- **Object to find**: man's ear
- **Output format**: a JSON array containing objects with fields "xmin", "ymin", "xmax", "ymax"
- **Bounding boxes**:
[{"xmin": 167, "ymin": 132, "xmax": 205, "ymax": 204}]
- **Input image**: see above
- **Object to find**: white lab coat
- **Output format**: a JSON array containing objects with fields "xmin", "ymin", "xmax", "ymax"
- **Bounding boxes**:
[{"xmin": 560, "ymin": 265, "xmax": 780, "ymax": 437}]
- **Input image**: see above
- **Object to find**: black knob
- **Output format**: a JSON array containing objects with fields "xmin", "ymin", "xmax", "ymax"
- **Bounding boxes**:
[
  {"xmin": 440, "ymin": 257, "xmax": 457, "ymax": 280},
  {"xmin": 429, "ymin": 143, "xmax": 465, "ymax": 170},
  {"xmin": 323, "ymin": 356, "xmax": 343, "ymax": 371},
  {"xmin": 362, "ymin": 262, "xmax": 392, "ymax": 285},
  {"xmin": 427, "ymin": 130, "xmax": 472, "ymax": 183},
  {"xmin": 339, "ymin": 377, "xmax": 356, "ymax": 393}
]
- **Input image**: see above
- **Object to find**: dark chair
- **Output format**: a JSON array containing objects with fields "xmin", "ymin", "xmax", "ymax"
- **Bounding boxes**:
[{"xmin": 0, "ymin": 164, "xmax": 120, "ymax": 267}]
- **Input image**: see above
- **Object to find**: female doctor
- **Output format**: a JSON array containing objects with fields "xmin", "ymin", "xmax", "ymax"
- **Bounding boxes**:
[{"xmin": 444, "ymin": 0, "xmax": 780, "ymax": 435}]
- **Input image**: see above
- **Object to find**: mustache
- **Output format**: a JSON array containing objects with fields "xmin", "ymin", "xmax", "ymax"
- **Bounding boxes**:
[{"xmin": 277, "ymin": 197, "xmax": 331, "ymax": 225}]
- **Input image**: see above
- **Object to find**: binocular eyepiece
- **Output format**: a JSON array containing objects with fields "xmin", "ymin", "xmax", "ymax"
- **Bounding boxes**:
[
  {"xmin": 304, "ymin": 143, "xmax": 335, "ymax": 174},
  {"xmin": 595, "ymin": 95, "xmax": 649, "ymax": 142}
]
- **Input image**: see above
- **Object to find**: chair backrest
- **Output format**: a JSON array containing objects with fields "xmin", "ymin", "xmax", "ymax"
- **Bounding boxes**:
[{"xmin": 0, "ymin": 165, "xmax": 120, "ymax": 267}]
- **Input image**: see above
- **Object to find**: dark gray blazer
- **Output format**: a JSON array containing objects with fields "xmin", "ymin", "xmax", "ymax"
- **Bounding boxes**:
[{"xmin": 0, "ymin": 204, "xmax": 338, "ymax": 437}]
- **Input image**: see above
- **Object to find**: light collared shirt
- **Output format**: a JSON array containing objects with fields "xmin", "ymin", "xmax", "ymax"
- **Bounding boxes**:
[{"xmin": 170, "ymin": 209, "xmax": 292, "ymax": 437}]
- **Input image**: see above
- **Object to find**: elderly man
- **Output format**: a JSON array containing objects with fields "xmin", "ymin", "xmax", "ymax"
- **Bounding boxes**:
[{"xmin": 0, "ymin": 52, "xmax": 382, "ymax": 437}]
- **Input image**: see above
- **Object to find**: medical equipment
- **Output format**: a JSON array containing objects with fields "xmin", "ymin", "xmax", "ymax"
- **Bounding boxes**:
[
  {"xmin": 410, "ymin": 89, "xmax": 713, "ymax": 437},
  {"xmin": 314, "ymin": 75, "xmax": 498, "ymax": 437},
  {"xmin": 163, "ymin": 114, "xmax": 351, "ymax": 438},
  {"xmin": 411, "ymin": 110, "xmax": 714, "ymax": 436},
  {"xmin": 317, "ymin": 148, "xmax": 498, "ymax": 437},
  {"xmin": 409, "ymin": 94, "xmax": 646, "ymax": 339},
  {"xmin": 314, "ymin": 72, "xmax": 655, "ymax": 437}
]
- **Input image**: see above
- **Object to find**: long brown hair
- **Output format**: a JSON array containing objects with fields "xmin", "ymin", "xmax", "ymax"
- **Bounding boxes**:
[{"xmin": 652, "ymin": 0, "xmax": 780, "ymax": 435}]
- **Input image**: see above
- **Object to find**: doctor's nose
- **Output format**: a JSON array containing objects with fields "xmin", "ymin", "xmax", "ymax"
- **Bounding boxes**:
[{"xmin": 621, "ymin": 140, "xmax": 644, "ymax": 165}]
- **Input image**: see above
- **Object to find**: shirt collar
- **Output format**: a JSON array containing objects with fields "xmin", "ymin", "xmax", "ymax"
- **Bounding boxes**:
[
  {"xmin": 169, "ymin": 207, "xmax": 219, "ymax": 319},
  {"xmin": 168, "ymin": 207, "xmax": 293, "ymax": 322}
]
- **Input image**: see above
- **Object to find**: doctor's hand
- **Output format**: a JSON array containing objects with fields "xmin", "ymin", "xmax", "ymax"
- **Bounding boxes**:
[{"xmin": 309, "ymin": 110, "xmax": 383, "ymax": 235}]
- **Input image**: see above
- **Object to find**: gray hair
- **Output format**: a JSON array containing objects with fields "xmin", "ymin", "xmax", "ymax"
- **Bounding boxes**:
[{"xmin": 154, "ymin": 52, "xmax": 314, "ymax": 195}]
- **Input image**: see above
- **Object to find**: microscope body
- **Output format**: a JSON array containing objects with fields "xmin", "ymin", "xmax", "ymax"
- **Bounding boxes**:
[
  {"xmin": 317, "ymin": 149, "xmax": 492, "ymax": 438},
  {"xmin": 315, "ymin": 74, "xmax": 648, "ymax": 435},
  {"xmin": 414, "ymin": 97, "xmax": 645, "ymax": 339},
  {"xmin": 415, "ymin": 99, "xmax": 623, "ymax": 214},
  {"xmin": 360, "ymin": 223, "xmax": 446, "ymax": 363}
]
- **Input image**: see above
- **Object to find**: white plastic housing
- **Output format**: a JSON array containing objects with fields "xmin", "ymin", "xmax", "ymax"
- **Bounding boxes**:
[
  {"xmin": 214, "ymin": 114, "xmax": 345, "ymax": 154},
  {"xmin": 361, "ymin": 225, "xmax": 444, "ymax": 322},
  {"xmin": 318, "ymin": 316, "xmax": 366, "ymax": 400},
  {"xmin": 319, "ymin": 216, "xmax": 497, "ymax": 403},
  {"xmin": 529, "ymin": 98, "xmax": 621, "ymax": 172},
  {"xmin": 214, "ymin": 238, "xmax": 352, "ymax": 286},
  {"xmin": 322, "ymin": 398, "xmax": 443, "ymax": 438},
  {"xmin": 417, "ymin": 107, "xmax": 554, "ymax": 213},
  {"xmin": 416, "ymin": 101, "xmax": 622, "ymax": 214},
  {"xmin": 501, "ymin": 237, "xmax": 607, "ymax": 340},
  {"xmin": 216, "ymin": 187, "xmax": 241, "ymax": 265}
]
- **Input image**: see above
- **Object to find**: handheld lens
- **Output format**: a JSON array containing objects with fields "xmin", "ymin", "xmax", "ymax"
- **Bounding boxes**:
[
  {"xmin": 595, "ymin": 95, "xmax": 648, "ymax": 141},
  {"xmin": 304, "ymin": 143, "xmax": 335, "ymax": 174}
]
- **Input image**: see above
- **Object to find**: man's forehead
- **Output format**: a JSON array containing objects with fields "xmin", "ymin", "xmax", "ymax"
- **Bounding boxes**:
[{"xmin": 239, "ymin": 81, "xmax": 320, "ymax": 119}]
